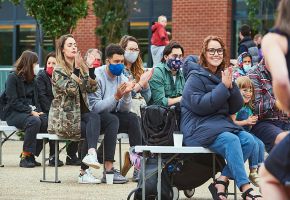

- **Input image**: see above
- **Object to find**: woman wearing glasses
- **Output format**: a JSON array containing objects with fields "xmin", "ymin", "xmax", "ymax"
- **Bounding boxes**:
[{"xmin": 181, "ymin": 36, "xmax": 262, "ymax": 200}]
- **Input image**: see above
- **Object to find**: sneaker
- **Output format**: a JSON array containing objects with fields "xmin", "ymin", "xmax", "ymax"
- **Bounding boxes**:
[
  {"xmin": 121, "ymin": 151, "xmax": 132, "ymax": 176},
  {"xmin": 82, "ymin": 153, "xmax": 100, "ymax": 169},
  {"xmin": 66, "ymin": 155, "xmax": 82, "ymax": 166},
  {"xmin": 249, "ymin": 172, "xmax": 260, "ymax": 187},
  {"xmin": 20, "ymin": 156, "xmax": 35, "ymax": 168},
  {"xmin": 78, "ymin": 169, "xmax": 101, "ymax": 184},
  {"xmin": 29, "ymin": 155, "xmax": 41, "ymax": 166},
  {"xmin": 48, "ymin": 157, "xmax": 64, "ymax": 167},
  {"xmin": 101, "ymin": 168, "xmax": 128, "ymax": 184},
  {"xmin": 132, "ymin": 168, "xmax": 140, "ymax": 182}
]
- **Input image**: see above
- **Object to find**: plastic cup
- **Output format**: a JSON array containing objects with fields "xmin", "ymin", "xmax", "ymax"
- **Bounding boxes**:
[
  {"xmin": 173, "ymin": 133, "xmax": 183, "ymax": 147},
  {"xmin": 106, "ymin": 173, "xmax": 114, "ymax": 184}
]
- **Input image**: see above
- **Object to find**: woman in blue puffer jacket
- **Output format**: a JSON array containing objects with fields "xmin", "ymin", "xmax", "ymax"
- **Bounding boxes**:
[{"xmin": 181, "ymin": 36, "xmax": 262, "ymax": 200}]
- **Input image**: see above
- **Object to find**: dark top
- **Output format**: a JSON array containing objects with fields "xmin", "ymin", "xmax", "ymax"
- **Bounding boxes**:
[
  {"xmin": 270, "ymin": 28, "xmax": 290, "ymax": 77},
  {"xmin": 5, "ymin": 72, "xmax": 41, "ymax": 129},
  {"xmin": 238, "ymin": 36, "xmax": 260, "ymax": 64},
  {"xmin": 36, "ymin": 70, "xmax": 53, "ymax": 113},
  {"xmin": 180, "ymin": 58, "xmax": 244, "ymax": 147}
]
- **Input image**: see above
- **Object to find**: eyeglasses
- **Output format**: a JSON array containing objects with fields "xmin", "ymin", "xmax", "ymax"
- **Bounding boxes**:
[
  {"xmin": 207, "ymin": 48, "xmax": 224, "ymax": 55},
  {"xmin": 126, "ymin": 48, "xmax": 140, "ymax": 52}
]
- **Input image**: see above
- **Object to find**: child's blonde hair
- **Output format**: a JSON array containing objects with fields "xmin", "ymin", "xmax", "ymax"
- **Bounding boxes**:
[{"xmin": 236, "ymin": 76, "xmax": 255, "ymax": 110}]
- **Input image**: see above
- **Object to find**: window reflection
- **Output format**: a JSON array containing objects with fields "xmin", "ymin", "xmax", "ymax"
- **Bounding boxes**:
[{"xmin": 0, "ymin": 25, "xmax": 13, "ymax": 65}]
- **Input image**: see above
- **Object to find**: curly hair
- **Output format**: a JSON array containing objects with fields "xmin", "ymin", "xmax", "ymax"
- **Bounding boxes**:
[
  {"xmin": 199, "ymin": 35, "xmax": 228, "ymax": 75},
  {"xmin": 119, "ymin": 35, "xmax": 144, "ymax": 82}
]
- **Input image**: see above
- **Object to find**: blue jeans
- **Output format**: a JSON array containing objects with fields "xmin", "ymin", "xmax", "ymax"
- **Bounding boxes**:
[
  {"xmin": 248, "ymin": 134, "xmax": 265, "ymax": 169},
  {"xmin": 208, "ymin": 131, "xmax": 255, "ymax": 189}
]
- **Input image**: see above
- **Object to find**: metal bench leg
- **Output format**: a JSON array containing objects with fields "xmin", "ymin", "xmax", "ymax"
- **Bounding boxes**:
[
  {"xmin": 142, "ymin": 151, "xmax": 146, "ymax": 200},
  {"xmin": 55, "ymin": 140, "xmax": 60, "ymax": 183},
  {"xmin": 40, "ymin": 138, "xmax": 47, "ymax": 182},
  {"xmin": 157, "ymin": 153, "xmax": 162, "ymax": 200},
  {"xmin": 234, "ymin": 180, "xmax": 237, "ymax": 200},
  {"xmin": 118, "ymin": 138, "xmax": 122, "ymax": 171},
  {"xmin": 0, "ymin": 131, "xmax": 3, "ymax": 167},
  {"xmin": 212, "ymin": 153, "xmax": 216, "ymax": 180}
]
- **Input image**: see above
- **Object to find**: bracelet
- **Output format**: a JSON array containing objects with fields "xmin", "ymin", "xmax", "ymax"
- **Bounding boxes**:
[{"xmin": 137, "ymin": 82, "xmax": 143, "ymax": 90}]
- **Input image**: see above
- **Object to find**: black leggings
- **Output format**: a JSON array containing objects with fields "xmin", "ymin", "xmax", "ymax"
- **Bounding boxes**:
[{"xmin": 80, "ymin": 112, "xmax": 100, "ymax": 170}]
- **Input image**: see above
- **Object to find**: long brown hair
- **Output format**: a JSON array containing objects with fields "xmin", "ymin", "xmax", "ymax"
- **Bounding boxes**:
[
  {"xmin": 275, "ymin": 0, "xmax": 290, "ymax": 36},
  {"xmin": 55, "ymin": 34, "xmax": 87, "ymax": 76},
  {"xmin": 119, "ymin": 35, "xmax": 144, "ymax": 82},
  {"xmin": 14, "ymin": 50, "xmax": 38, "ymax": 82},
  {"xmin": 199, "ymin": 36, "xmax": 228, "ymax": 75},
  {"xmin": 236, "ymin": 76, "xmax": 255, "ymax": 110}
]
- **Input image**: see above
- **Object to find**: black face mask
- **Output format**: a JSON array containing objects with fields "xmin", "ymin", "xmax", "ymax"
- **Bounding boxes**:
[{"xmin": 257, "ymin": 44, "xmax": 261, "ymax": 49}]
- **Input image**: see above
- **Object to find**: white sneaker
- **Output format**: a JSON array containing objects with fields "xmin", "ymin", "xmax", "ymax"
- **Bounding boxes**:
[
  {"xmin": 78, "ymin": 169, "xmax": 101, "ymax": 184},
  {"xmin": 82, "ymin": 153, "xmax": 101, "ymax": 169}
]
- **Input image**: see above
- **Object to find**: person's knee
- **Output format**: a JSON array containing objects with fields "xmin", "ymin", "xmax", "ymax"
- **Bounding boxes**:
[
  {"xmin": 275, "ymin": 131, "xmax": 289, "ymax": 144},
  {"xmin": 28, "ymin": 116, "xmax": 41, "ymax": 127}
]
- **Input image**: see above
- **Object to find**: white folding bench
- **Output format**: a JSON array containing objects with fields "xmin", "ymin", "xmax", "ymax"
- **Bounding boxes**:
[
  {"xmin": 36, "ymin": 133, "xmax": 80, "ymax": 183},
  {"xmin": 37, "ymin": 132, "xmax": 129, "ymax": 183},
  {"xmin": 135, "ymin": 145, "xmax": 238, "ymax": 200},
  {"xmin": 0, "ymin": 121, "xmax": 19, "ymax": 167}
]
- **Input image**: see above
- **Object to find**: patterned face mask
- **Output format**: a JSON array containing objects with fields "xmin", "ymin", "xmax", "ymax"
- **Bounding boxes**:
[{"xmin": 166, "ymin": 58, "xmax": 183, "ymax": 71}]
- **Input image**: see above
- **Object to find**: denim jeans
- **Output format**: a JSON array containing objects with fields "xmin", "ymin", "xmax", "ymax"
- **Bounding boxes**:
[
  {"xmin": 208, "ymin": 131, "xmax": 255, "ymax": 189},
  {"xmin": 248, "ymin": 134, "xmax": 265, "ymax": 169}
]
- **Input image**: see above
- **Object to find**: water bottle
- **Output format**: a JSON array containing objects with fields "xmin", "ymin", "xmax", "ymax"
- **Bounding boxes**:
[{"xmin": 167, "ymin": 164, "xmax": 175, "ymax": 173}]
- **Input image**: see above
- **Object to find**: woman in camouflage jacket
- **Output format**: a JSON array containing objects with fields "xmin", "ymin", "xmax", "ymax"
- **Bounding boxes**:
[{"xmin": 48, "ymin": 34, "xmax": 102, "ymax": 184}]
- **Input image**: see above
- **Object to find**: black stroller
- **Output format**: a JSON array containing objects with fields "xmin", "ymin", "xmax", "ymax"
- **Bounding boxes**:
[{"xmin": 127, "ymin": 105, "xmax": 225, "ymax": 200}]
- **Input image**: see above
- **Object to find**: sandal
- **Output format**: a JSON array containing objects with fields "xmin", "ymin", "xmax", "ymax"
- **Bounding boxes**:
[
  {"xmin": 241, "ymin": 188, "xmax": 262, "ymax": 200},
  {"xmin": 208, "ymin": 179, "xmax": 229, "ymax": 200}
]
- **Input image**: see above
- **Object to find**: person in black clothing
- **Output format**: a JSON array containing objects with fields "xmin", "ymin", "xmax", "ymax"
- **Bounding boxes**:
[
  {"xmin": 4, "ymin": 50, "xmax": 46, "ymax": 168},
  {"xmin": 238, "ymin": 24, "xmax": 260, "ymax": 65},
  {"xmin": 36, "ymin": 52, "xmax": 81, "ymax": 166},
  {"xmin": 259, "ymin": 0, "xmax": 290, "ymax": 199}
]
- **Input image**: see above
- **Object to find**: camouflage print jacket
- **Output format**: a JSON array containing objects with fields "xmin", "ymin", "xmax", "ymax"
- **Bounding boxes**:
[{"xmin": 47, "ymin": 66, "xmax": 97, "ymax": 139}]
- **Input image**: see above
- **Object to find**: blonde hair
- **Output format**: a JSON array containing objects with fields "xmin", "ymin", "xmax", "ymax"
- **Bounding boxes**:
[
  {"xmin": 119, "ymin": 35, "xmax": 144, "ymax": 82},
  {"xmin": 158, "ymin": 15, "xmax": 167, "ymax": 23},
  {"xmin": 236, "ymin": 76, "xmax": 255, "ymax": 109},
  {"xmin": 199, "ymin": 36, "xmax": 228, "ymax": 76}
]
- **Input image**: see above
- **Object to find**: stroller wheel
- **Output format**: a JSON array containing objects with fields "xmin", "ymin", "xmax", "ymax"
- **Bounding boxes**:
[
  {"xmin": 184, "ymin": 188, "xmax": 195, "ymax": 198},
  {"xmin": 172, "ymin": 187, "xmax": 179, "ymax": 200}
]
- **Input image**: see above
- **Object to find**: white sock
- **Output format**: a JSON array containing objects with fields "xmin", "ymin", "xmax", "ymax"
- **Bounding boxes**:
[{"xmin": 88, "ymin": 148, "xmax": 96, "ymax": 156}]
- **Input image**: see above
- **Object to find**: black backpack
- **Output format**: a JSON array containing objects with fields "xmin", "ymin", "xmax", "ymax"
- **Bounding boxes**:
[
  {"xmin": 140, "ymin": 105, "xmax": 180, "ymax": 146},
  {"xmin": 0, "ymin": 90, "xmax": 8, "ymax": 120}
]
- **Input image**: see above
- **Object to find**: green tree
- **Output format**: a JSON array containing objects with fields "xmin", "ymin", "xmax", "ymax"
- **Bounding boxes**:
[
  {"xmin": 24, "ymin": 0, "xmax": 88, "ymax": 39},
  {"xmin": 93, "ymin": 0, "xmax": 127, "ymax": 49},
  {"xmin": 245, "ymin": 0, "xmax": 261, "ymax": 32}
]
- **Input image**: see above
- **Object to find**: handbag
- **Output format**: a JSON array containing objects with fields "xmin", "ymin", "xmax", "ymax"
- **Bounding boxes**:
[{"xmin": 131, "ymin": 93, "xmax": 146, "ymax": 117}]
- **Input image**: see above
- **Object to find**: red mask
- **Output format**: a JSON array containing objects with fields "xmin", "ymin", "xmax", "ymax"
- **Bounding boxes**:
[
  {"xmin": 92, "ymin": 60, "xmax": 101, "ymax": 68},
  {"xmin": 46, "ymin": 67, "xmax": 54, "ymax": 76}
]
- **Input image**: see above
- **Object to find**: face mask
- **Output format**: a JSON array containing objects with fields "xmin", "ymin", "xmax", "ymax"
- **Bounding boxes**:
[
  {"xmin": 257, "ymin": 44, "xmax": 261, "ymax": 49},
  {"xmin": 109, "ymin": 63, "xmax": 124, "ymax": 76},
  {"xmin": 124, "ymin": 51, "xmax": 138, "ymax": 64},
  {"xmin": 243, "ymin": 64, "xmax": 251, "ymax": 73},
  {"xmin": 34, "ymin": 64, "xmax": 40, "ymax": 75},
  {"xmin": 46, "ymin": 66, "xmax": 53, "ymax": 76},
  {"xmin": 167, "ymin": 58, "xmax": 183, "ymax": 71},
  {"xmin": 92, "ymin": 60, "xmax": 101, "ymax": 68}
]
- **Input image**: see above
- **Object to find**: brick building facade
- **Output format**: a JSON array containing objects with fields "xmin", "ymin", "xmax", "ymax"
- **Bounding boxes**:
[{"xmin": 74, "ymin": 0, "xmax": 233, "ymax": 59}]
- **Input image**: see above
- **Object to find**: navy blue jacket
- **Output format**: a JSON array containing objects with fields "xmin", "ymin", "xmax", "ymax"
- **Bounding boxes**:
[{"xmin": 180, "ymin": 59, "xmax": 243, "ymax": 147}]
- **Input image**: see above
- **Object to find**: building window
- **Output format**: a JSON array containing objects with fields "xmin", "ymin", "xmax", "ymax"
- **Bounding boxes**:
[{"xmin": 0, "ymin": 25, "xmax": 13, "ymax": 65}]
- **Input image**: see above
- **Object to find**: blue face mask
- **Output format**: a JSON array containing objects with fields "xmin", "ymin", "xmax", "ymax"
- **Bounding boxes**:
[
  {"xmin": 109, "ymin": 63, "xmax": 124, "ymax": 76},
  {"xmin": 243, "ymin": 64, "xmax": 252, "ymax": 73},
  {"xmin": 167, "ymin": 58, "xmax": 183, "ymax": 71}
]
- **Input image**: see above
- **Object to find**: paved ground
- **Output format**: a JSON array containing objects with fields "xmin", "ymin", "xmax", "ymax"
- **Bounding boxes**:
[{"xmin": 0, "ymin": 140, "xmax": 253, "ymax": 200}]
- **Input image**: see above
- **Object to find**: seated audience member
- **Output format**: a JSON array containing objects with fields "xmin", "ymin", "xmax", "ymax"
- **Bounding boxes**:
[
  {"xmin": 149, "ymin": 41, "xmax": 185, "ymax": 107},
  {"xmin": 233, "ymin": 52, "xmax": 253, "ymax": 79},
  {"xmin": 259, "ymin": 0, "xmax": 290, "ymax": 199},
  {"xmin": 119, "ymin": 35, "xmax": 154, "ymax": 181},
  {"xmin": 5, "ymin": 50, "xmax": 46, "ymax": 168},
  {"xmin": 181, "ymin": 36, "xmax": 262, "ymax": 200},
  {"xmin": 231, "ymin": 76, "xmax": 265, "ymax": 187},
  {"xmin": 84, "ymin": 47, "xmax": 127, "ymax": 184},
  {"xmin": 84, "ymin": 48, "xmax": 103, "ymax": 69},
  {"xmin": 36, "ymin": 52, "xmax": 81, "ymax": 167},
  {"xmin": 48, "ymin": 34, "xmax": 101, "ymax": 184},
  {"xmin": 88, "ymin": 44, "xmax": 142, "ymax": 183},
  {"xmin": 247, "ymin": 61, "xmax": 290, "ymax": 153}
]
